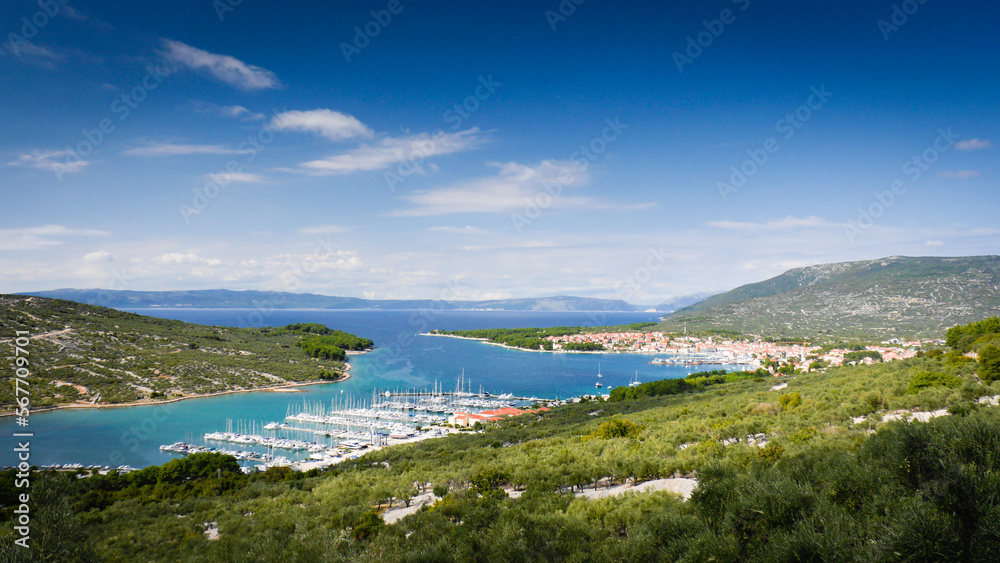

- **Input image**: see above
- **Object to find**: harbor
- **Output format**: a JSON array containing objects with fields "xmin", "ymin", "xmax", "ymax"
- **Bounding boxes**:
[
  {"xmin": 158, "ymin": 378, "xmax": 543, "ymax": 472},
  {"xmin": 648, "ymin": 353, "xmax": 742, "ymax": 366}
]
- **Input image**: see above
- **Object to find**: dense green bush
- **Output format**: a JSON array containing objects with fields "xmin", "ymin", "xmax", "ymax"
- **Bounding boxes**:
[
  {"xmin": 609, "ymin": 368, "xmax": 767, "ymax": 401},
  {"xmin": 844, "ymin": 350, "xmax": 883, "ymax": 363},
  {"xmin": 908, "ymin": 370, "xmax": 962, "ymax": 394},
  {"xmin": 298, "ymin": 336, "xmax": 347, "ymax": 361},
  {"xmin": 947, "ymin": 316, "xmax": 1000, "ymax": 352},
  {"xmin": 562, "ymin": 342, "xmax": 605, "ymax": 351},
  {"xmin": 979, "ymin": 345, "xmax": 1000, "ymax": 383},
  {"xmin": 592, "ymin": 416, "xmax": 644, "ymax": 439}
]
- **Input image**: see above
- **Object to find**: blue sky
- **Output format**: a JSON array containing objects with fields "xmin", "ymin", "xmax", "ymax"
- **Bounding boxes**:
[{"xmin": 1, "ymin": 0, "xmax": 997, "ymax": 305}]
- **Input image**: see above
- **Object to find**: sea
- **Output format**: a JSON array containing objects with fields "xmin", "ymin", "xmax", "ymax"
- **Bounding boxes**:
[{"xmin": 1, "ymin": 309, "xmax": 744, "ymax": 469}]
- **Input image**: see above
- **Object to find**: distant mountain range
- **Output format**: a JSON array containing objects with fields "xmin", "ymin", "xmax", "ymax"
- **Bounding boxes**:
[
  {"xmin": 656, "ymin": 255, "xmax": 1000, "ymax": 339},
  {"xmin": 21, "ymin": 289, "xmax": 636, "ymax": 312}
]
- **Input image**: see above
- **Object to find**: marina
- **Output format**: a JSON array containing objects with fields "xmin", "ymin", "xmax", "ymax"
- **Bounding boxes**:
[{"xmin": 157, "ymin": 378, "xmax": 542, "ymax": 471}]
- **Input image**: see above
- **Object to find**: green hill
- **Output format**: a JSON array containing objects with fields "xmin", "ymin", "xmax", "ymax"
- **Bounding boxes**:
[
  {"xmin": 656, "ymin": 255, "xmax": 1000, "ymax": 339},
  {"xmin": 0, "ymin": 295, "xmax": 370, "ymax": 409}
]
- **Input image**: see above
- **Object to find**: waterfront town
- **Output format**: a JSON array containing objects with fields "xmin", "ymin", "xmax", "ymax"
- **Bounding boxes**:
[{"xmin": 545, "ymin": 331, "xmax": 926, "ymax": 370}]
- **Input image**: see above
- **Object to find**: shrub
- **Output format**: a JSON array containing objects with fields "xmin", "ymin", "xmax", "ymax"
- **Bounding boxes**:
[
  {"xmin": 844, "ymin": 350, "xmax": 883, "ymax": 363},
  {"xmin": 907, "ymin": 371, "xmax": 962, "ymax": 394},
  {"xmin": 592, "ymin": 417, "xmax": 644, "ymax": 439},
  {"xmin": 778, "ymin": 392, "xmax": 802, "ymax": 410},
  {"xmin": 946, "ymin": 316, "xmax": 1000, "ymax": 352},
  {"xmin": 979, "ymin": 345, "xmax": 1000, "ymax": 383}
]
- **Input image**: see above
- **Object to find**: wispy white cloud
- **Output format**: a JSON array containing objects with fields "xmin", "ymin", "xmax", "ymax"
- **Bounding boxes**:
[
  {"xmin": 204, "ymin": 172, "xmax": 267, "ymax": 183},
  {"xmin": 83, "ymin": 250, "xmax": 115, "ymax": 262},
  {"xmin": 954, "ymin": 138, "xmax": 992, "ymax": 151},
  {"xmin": 298, "ymin": 225, "xmax": 350, "ymax": 235},
  {"xmin": 6, "ymin": 149, "xmax": 89, "ymax": 174},
  {"xmin": 190, "ymin": 101, "xmax": 265, "ymax": 120},
  {"xmin": 270, "ymin": 109, "xmax": 373, "ymax": 141},
  {"xmin": 296, "ymin": 128, "xmax": 486, "ymax": 175},
  {"xmin": 461, "ymin": 240, "xmax": 559, "ymax": 252},
  {"xmin": 154, "ymin": 252, "xmax": 222, "ymax": 266},
  {"xmin": 5, "ymin": 225, "xmax": 108, "ymax": 237},
  {"xmin": 925, "ymin": 240, "xmax": 944, "ymax": 247},
  {"xmin": 160, "ymin": 39, "xmax": 280, "ymax": 90},
  {"xmin": 708, "ymin": 216, "xmax": 841, "ymax": 231},
  {"xmin": 4, "ymin": 42, "xmax": 104, "ymax": 69},
  {"xmin": 0, "ymin": 225, "xmax": 109, "ymax": 251},
  {"xmin": 938, "ymin": 170, "xmax": 980, "ymax": 179},
  {"xmin": 388, "ymin": 160, "xmax": 593, "ymax": 217},
  {"xmin": 62, "ymin": 6, "xmax": 114, "ymax": 30},
  {"xmin": 428, "ymin": 226, "xmax": 490, "ymax": 235},
  {"xmin": 123, "ymin": 143, "xmax": 244, "ymax": 156},
  {"xmin": 6, "ymin": 41, "xmax": 62, "ymax": 66}
]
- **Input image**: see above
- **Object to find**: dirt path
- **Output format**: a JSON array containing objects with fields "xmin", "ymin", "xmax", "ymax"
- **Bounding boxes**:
[
  {"xmin": 52, "ymin": 380, "xmax": 89, "ymax": 395},
  {"xmin": 573, "ymin": 478, "xmax": 699, "ymax": 501},
  {"xmin": 1, "ymin": 327, "xmax": 73, "ymax": 345}
]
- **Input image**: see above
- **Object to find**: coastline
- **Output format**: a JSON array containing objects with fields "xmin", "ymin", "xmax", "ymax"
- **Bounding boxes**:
[
  {"xmin": 422, "ymin": 332, "xmax": 630, "ymax": 354},
  {"xmin": 3, "ymin": 369, "xmax": 353, "ymax": 419}
]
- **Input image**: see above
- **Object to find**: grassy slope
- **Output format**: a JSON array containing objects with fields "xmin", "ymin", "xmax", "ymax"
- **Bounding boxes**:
[
  {"xmin": 0, "ymin": 295, "xmax": 353, "ymax": 408},
  {"xmin": 656, "ymin": 255, "xmax": 1000, "ymax": 339},
  {"xmin": 6, "ymin": 347, "xmax": 997, "ymax": 561}
]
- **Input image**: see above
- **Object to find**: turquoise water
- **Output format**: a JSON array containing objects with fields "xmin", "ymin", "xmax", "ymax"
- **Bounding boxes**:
[{"xmin": 1, "ymin": 309, "xmax": 739, "ymax": 468}]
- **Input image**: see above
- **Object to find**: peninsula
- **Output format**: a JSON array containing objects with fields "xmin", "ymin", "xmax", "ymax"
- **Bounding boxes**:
[{"xmin": 0, "ymin": 295, "xmax": 373, "ymax": 410}]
